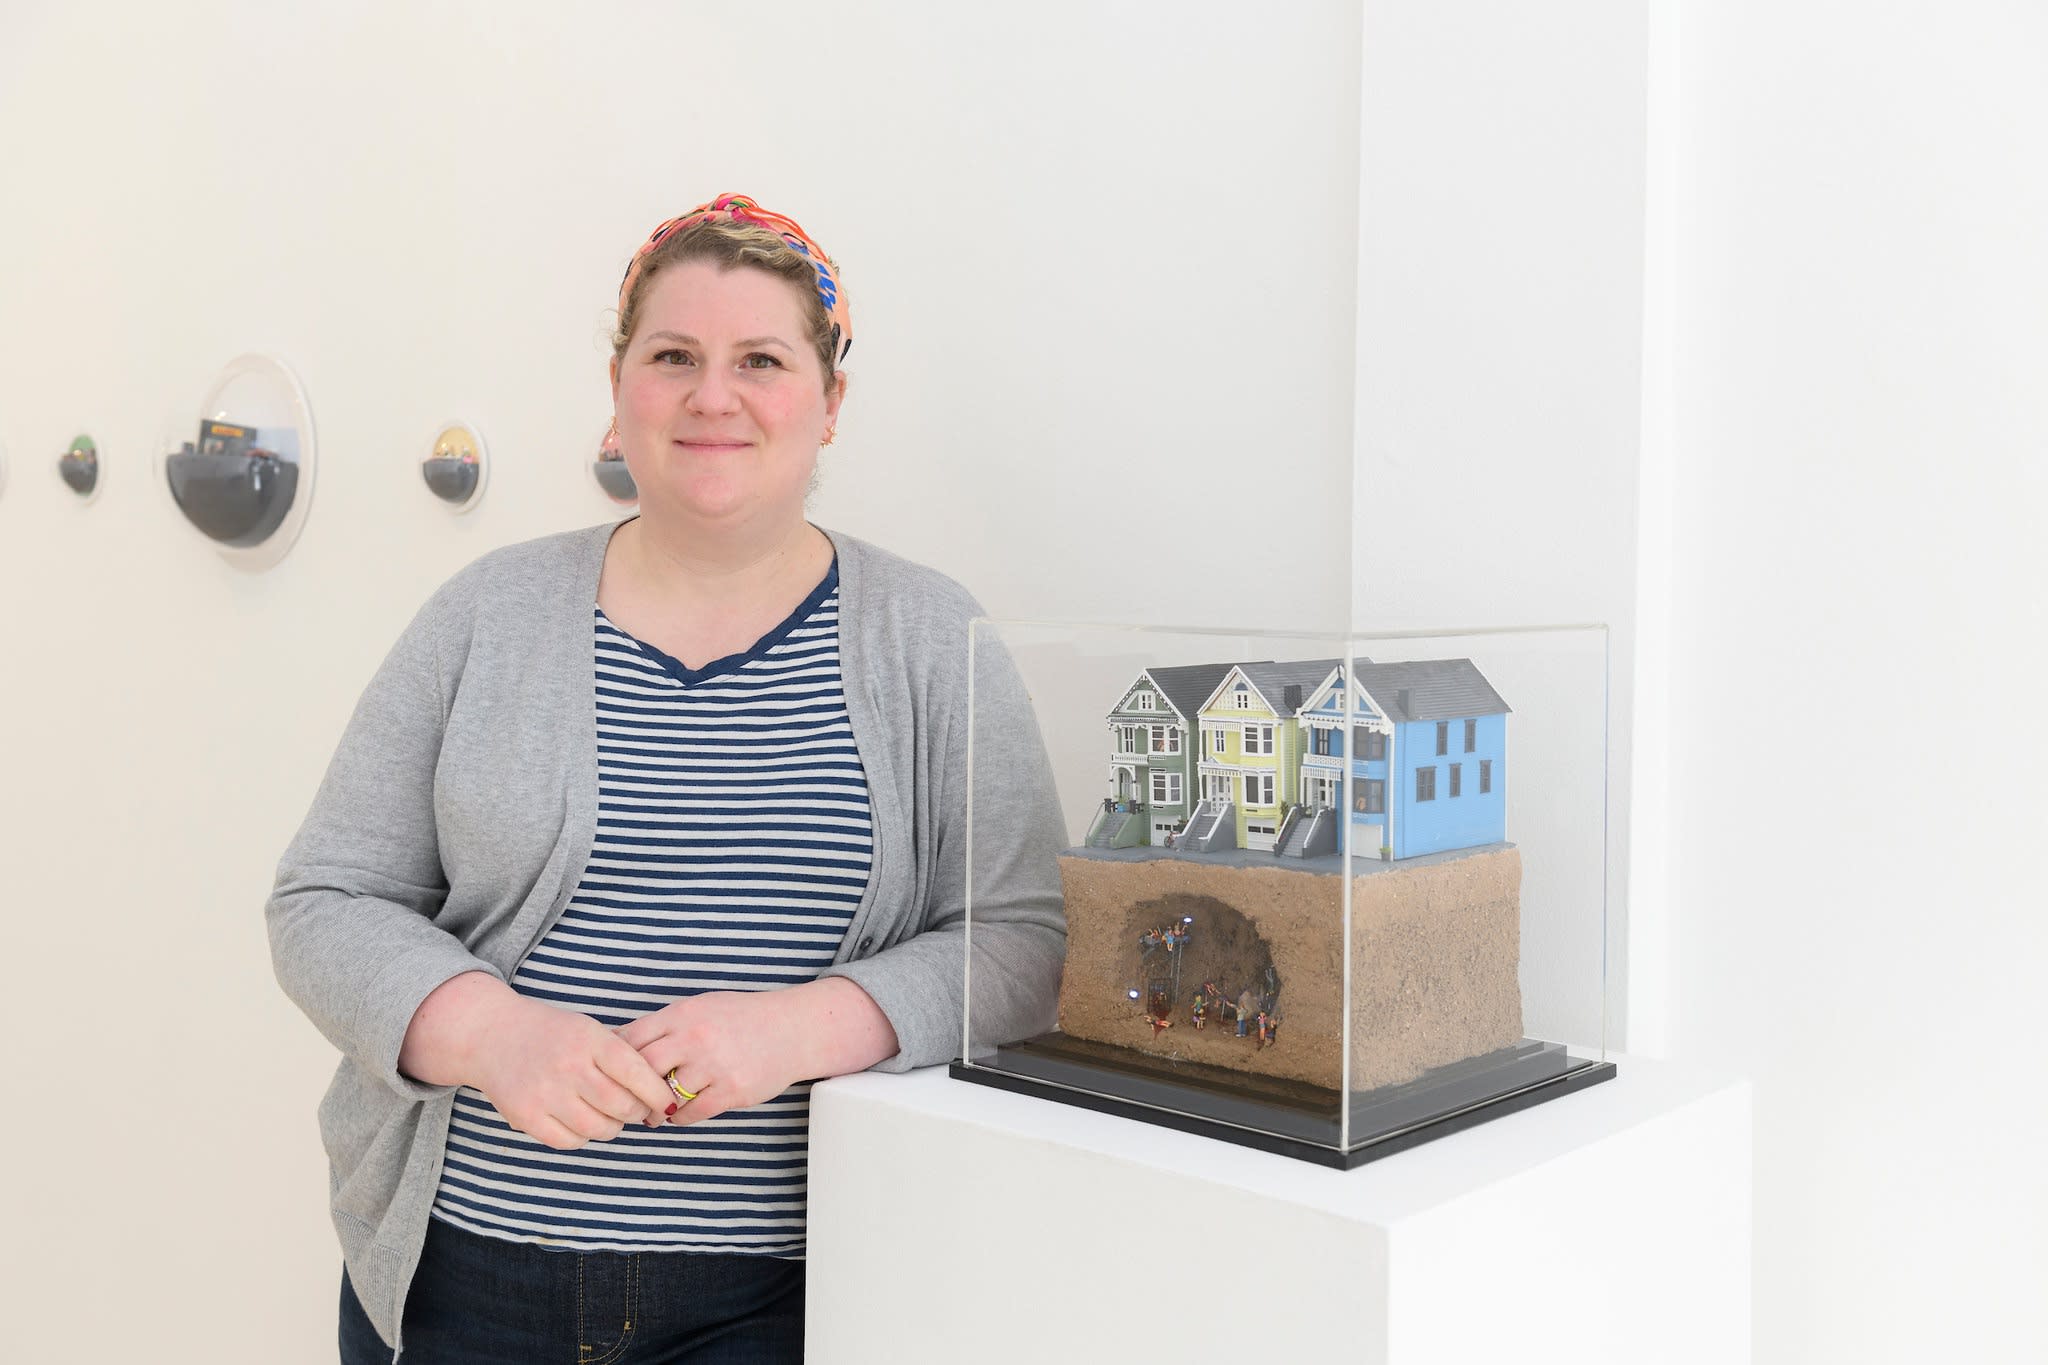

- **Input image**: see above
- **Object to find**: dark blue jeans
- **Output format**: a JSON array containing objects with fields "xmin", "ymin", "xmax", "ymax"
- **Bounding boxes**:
[{"xmin": 340, "ymin": 1219, "xmax": 805, "ymax": 1364}]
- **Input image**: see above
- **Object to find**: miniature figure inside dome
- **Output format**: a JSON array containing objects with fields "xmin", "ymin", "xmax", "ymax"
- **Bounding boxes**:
[{"xmin": 270, "ymin": 194, "xmax": 1066, "ymax": 1364}]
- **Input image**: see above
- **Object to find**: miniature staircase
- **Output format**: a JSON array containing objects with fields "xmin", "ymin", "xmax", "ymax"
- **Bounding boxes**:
[
  {"xmin": 1177, "ymin": 799, "xmax": 1236, "ymax": 852},
  {"xmin": 1275, "ymin": 808, "xmax": 1311, "ymax": 857},
  {"xmin": 1087, "ymin": 809, "xmax": 1133, "ymax": 849},
  {"xmin": 1277, "ymin": 807, "xmax": 1335, "ymax": 859}
]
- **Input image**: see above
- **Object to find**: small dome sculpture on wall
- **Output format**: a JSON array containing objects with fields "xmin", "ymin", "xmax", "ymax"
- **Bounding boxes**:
[
  {"xmin": 422, "ymin": 422, "xmax": 488, "ymax": 513},
  {"xmin": 160, "ymin": 353, "xmax": 317, "ymax": 571},
  {"xmin": 58, "ymin": 434, "xmax": 103, "ymax": 502}
]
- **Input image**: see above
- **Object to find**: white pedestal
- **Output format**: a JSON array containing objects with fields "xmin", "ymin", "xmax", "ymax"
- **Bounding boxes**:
[{"xmin": 807, "ymin": 1056, "xmax": 1749, "ymax": 1364}]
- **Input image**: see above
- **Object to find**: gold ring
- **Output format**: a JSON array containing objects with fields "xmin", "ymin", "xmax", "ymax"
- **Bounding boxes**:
[{"xmin": 664, "ymin": 1068, "xmax": 698, "ymax": 1103}]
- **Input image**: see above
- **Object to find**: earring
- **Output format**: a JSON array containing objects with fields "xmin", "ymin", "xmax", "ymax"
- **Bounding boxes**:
[
  {"xmin": 821, "ymin": 427, "xmax": 837, "ymax": 447},
  {"xmin": 606, "ymin": 415, "xmax": 619, "ymax": 439}
]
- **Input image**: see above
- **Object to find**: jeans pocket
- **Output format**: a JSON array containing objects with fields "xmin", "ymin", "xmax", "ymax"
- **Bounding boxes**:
[{"xmin": 576, "ymin": 1253, "xmax": 640, "ymax": 1365}]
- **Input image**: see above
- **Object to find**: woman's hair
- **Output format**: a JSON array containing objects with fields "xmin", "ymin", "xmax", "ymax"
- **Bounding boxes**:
[{"xmin": 611, "ymin": 218, "xmax": 841, "ymax": 391}]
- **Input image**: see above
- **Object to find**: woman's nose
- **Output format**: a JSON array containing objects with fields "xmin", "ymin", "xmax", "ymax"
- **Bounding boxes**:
[{"xmin": 685, "ymin": 366, "xmax": 740, "ymax": 415}]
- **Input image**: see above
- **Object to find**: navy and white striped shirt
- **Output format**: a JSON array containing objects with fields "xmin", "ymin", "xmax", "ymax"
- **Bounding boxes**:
[{"xmin": 430, "ymin": 563, "xmax": 871, "ymax": 1255}]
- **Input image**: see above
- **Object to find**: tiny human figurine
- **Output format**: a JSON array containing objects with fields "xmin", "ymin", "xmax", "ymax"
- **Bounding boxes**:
[
  {"xmin": 1148, "ymin": 1014, "xmax": 1173, "ymax": 1039},
  {"xmin": 1236, "ymin": 989, "xmax": 1259, "ymax": 1036},
  {"xmin": 1256, "ymin": 1011, "xmax": 1276, "ymax": 1050},
  {"xmin": 1190, "ymin": 991, "xmax": 1208, "ymax": 1029}
]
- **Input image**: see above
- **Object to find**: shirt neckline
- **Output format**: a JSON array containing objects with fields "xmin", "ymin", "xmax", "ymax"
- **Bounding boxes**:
[{"xmin": 597, "ymin": 558, "xmax": 839, "ymax": 687}]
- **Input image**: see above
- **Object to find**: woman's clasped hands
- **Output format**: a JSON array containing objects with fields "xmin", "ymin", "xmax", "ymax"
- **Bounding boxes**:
[{"xmin": 461, "ymin": 986, "xmax": 809, "ymax": 1151}]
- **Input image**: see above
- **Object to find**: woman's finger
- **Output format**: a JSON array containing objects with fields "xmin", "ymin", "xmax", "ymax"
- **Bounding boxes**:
[
  {"xmin": 560, "ymin": 1096, "xmax": 627, "ymax": 1144},
  {"xmin": 580, "ymin": 1072, "xmax": 648, "ymax": 1125},
  {"xmin": 595, "ymin": 1031, "xmax": 679, "ymax": 1122},
  {"xmin": 524, "ymin": 1112, "xmax": 587, "ymax": 1152},
  {"xmin": 613, "ymin": 1014, "xmax": 663, "ymax": 1050}
]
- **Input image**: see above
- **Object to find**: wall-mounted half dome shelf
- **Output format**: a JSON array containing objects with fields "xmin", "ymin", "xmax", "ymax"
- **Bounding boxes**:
[
  {"xmin": 161, "ymin": 354, "xmax": 316, "ymax": 570},
  {"xmin": 58, "ymin": 434, "xmax": 103, "ymax": 502},
  {"xmin": 592, "ymin": 425, "xmax": 637, "ymax": 505},
  {"xmin": 423, "ymin": 421, "xmax": 488, "ymax": 512}
]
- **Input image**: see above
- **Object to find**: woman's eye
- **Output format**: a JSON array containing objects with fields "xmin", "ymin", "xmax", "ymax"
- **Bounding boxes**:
[
  {"xmin": 654, "ymin": 349, "xmax": 693, "ymax": 366},
  {"xmin": 742, "ymin": 353, "xmax": 782, "ymax": 370}
]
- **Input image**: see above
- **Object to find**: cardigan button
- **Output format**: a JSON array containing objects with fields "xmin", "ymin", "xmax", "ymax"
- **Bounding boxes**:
[{"xmin": 857, "ymin": 935, "xmax": 874, "ymax": 952}]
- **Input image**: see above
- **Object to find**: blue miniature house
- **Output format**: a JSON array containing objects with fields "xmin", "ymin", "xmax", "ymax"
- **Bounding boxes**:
[{"xmin": 1298, "ymin": 659, "xmax": 1509, "ymax": 861}]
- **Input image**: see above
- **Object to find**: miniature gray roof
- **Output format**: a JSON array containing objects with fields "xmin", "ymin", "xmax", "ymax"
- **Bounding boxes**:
[
  {"xmin": 1140, "ymin": 663, "xmax": 1241, "ymax": 724},
  {"xmin": 1233, "ymin": 659, "xmax": 1345, "ymax": 718},
  {"xmin": 1352, "ymin": 659, "xmax": 1510, "ymax": 721}
]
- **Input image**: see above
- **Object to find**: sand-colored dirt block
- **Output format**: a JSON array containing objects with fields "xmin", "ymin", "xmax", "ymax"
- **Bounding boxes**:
[{"xmin": 1055, "ymin": 848, "xmax": 1524, "ymax": 1092}]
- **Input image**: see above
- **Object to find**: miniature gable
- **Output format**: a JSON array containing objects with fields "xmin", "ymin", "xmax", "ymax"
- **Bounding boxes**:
[
  {"xmin": 1105, "ymin": 675, "xmax": 1165, "ymax": 723},
  {"xmin": 1195, "ymin": 666, "xmax": 1276, "ymax": 719},
  {"xmin": 1303, "ymin": 666, "xmax": 1392, "ymax": 734}
]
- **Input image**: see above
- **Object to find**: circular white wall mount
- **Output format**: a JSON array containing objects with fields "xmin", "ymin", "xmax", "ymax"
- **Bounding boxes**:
[
  {"xmin": 57, "ymin": 433, "xmax": 105, "ymax": 503},
  {"xmin": 592, "ymin": 423, "xmax": 638, "ymax": 506},
  {"xmin": 160, "ymin": 353, "xmax": 317, "ymax": 571},
  {"xmin": 423, "ymin": 420, "xmax": 489, "ymax": 513}
]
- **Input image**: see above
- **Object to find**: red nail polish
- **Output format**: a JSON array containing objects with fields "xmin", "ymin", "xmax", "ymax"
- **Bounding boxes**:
[{"xmin": 665, "ymin": 1102, "xmax": 679, "ymax": 1116}]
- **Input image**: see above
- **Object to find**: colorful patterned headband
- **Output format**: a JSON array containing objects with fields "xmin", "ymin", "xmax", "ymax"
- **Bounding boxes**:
[{"xmin": 618, "ymin": 193, "xmax": 852, "ymax": 365}]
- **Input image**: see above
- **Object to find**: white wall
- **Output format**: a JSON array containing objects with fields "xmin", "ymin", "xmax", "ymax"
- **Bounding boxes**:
[
  {"xmin": 0, "ymin": 4, "xmax": 1360, "ymax": 1360},
  {"xmin": 1667, "ymin": 2, "xmax": 2048, "ymax": 1360},
  {"xmin": 1355, "ymin": 0, "xmax": 1649, "ymax": 1053}
]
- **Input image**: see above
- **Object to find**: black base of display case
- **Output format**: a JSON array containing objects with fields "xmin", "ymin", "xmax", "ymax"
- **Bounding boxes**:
[{"xmin": 950, "ymin": 1032, "xmax": 1616, "ymax": 1169}]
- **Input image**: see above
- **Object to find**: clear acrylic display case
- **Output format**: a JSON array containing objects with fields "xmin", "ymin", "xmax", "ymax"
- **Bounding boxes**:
[{"xmin": 953, "ymin": 619, "xmax": 1615, "ymax": 1168}]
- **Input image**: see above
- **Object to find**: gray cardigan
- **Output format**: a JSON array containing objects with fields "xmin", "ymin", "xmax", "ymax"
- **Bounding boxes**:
[{"xmin": 267, "ymin": 521, "xmax": 1067, "ymax": 1353}]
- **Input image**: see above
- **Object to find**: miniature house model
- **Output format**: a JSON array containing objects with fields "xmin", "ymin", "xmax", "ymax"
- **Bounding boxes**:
[
  {"xmin": 1089, "ymin": 657, "xmax": 1510, "ymax": 862},
  {"xmin": 956, "ymin": 621, "xmax": 1613, "ymax": 1168}
]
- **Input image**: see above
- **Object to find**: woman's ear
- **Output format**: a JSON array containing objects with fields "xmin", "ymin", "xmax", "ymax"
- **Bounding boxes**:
[{"xmin": 826, "ymin": 370, "xmax": 849, "ymax": 424}]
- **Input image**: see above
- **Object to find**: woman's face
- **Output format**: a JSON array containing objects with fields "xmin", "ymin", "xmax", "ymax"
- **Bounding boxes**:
[{"xmin": 610, "ymin": 260, "xmax": 844, "ymax": 535}]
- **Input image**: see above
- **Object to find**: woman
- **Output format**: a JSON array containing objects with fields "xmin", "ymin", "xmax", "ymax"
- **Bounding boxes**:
[{"xmin": 268, "ymin": 194, "xmax": 1067, "ymax": 1363}]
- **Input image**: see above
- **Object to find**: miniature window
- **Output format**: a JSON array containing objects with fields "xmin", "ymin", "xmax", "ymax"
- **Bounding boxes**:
[
  {"xmin": 1354, "ymin": 726, "xmax": 1386, "ymax": 761},
  {"xmin": 1449, "ymin": 763, "xmax": 1462, "ymax": 798},
  {"xmin": 1211, "ymin": 728, "xmax": 1228, "ymax": 756},
  {"xmin": 1149, "ymin": 724, "xmax": 1179, "ymax": 755},
  {"xmin": 1151, "ymin": 771, "xmax": 1182, "ymax": 805},
  {"xmin": 1480, "ymin": 759, "xmax": 1494, "ymax": 794},
  {"xmin": 1366, "ymin": 778, "xmax": 1387, "ymax": 813},
  {"xmin": 1117, "ymin": 725, "xmax": 1139, "ymax": 752},
  {"xmin": 1232, "ymin": 686, "xmax": 1252, "ymax": 709},
  {"xmin": 1244, "ymin": 773, "xmax": 1275, "ymax": 806},
  {"xmin": 1134, "ymin": 693, "xmax": 1156, "ymax": 710},
  {"xmin": 1243, "ymin": 723, "xmax": 1274, "ymax": 755},
  {"xmin": 1464, "ymin": 718, "xmax": 1477, "ymax": 753},
  {"xmin": 1416, "ymin": 767, "xmax": 1437, "ymax": 802},
  {"xmin": 1312, "ymin": 727, "xmax": 1332, "ymax": 756},
  {"xmin": 1436, "ymin": 721, "xmax": 1449, "ymax": 756}
]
